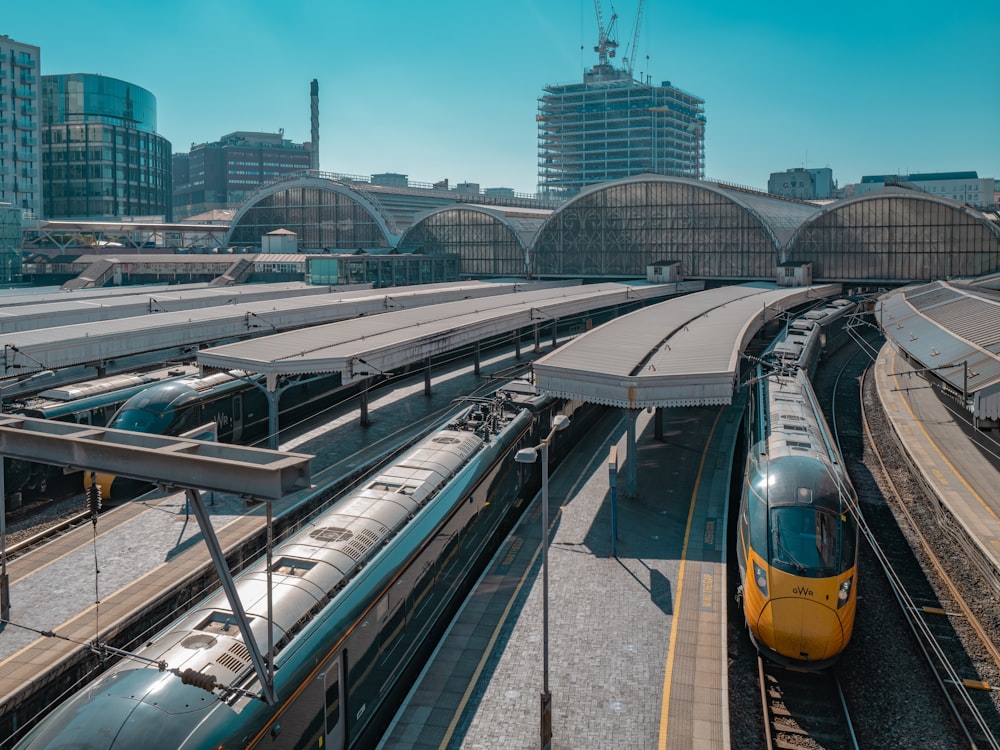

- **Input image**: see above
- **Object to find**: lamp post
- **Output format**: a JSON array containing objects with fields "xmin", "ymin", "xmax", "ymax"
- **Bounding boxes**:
[{"xmin": 515, "ymin": 412, "xmax": 570, "ymax": 750}]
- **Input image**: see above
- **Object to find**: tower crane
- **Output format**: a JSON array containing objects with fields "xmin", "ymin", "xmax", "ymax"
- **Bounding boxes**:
[
  {"xmin": 593, "ymin": 0, "xmax": 619, "ymax": 67},
  {"xmin": 621, "ymin": 0, "xmax": 646, "ymax": 77}
]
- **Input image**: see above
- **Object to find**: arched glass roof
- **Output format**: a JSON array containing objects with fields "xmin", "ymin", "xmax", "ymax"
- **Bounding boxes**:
[
  {"xmin": 786, "ymin": 191, "xmax": 1000, "ymax": 282},
  {"xmin": 226, "ymin": 176, "xmax": 394, "ymax": 251},
  {"xmin": 530, "ymin": 176, "xmax": 819, "ymax": 279},
  {"xmin": 400, "ymin": 205, "xmax": 550, "ymax": 277}
]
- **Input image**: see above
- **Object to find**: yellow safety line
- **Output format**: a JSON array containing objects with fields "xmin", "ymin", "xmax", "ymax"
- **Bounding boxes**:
[
  {"xmin": 659, "ymin": 407, "xmax": 723, "ymax": 750},
  {"xmin": 889, "ymin": 349, "xmax": 999, "ymax": 524},
  {"xmin": 438, "ymin": 530, "xmax": 545, "ymax": 749}
]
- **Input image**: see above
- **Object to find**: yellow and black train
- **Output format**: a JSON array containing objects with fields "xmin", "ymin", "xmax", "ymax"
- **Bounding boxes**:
[{"xmin": 736, "ymin": 303, "xmax": 860, "ymax": 670}]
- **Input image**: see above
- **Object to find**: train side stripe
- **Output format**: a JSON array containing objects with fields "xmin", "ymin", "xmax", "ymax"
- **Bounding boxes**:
[{"xmin": 658, "ymin": 407, "xmax": 723, "ymax": 750}]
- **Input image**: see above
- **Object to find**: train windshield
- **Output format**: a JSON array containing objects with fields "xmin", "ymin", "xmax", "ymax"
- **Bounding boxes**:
[
  {"xmin": 110, "ymin": 403, "xmax": 174, "ymax": 434},
  {"xmin": 769, "ymin": 505, "xmax": 851, "ymax": 577}
]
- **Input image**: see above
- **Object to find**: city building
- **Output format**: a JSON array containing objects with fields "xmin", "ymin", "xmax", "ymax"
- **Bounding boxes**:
[
  {"xmin": 768, "ymin": 167, "xmax": 836, "ymax": 200},
  {"xmin": 0, "ymin": 202, "xmax": 22, "ymax": 283},
  {"xmin": 852, "ymin": 171, "xmax": 994, "ymax": 207},
  {"xmin": 0, "ymin": 36, "xmax": 42, "ymax": 219},
  {"xmin": 172, "ymin": 131, "xmax": 313, "ymax": 219},
  {"xmin": 40, "ymin": 73, "xmax": 172, "ymax": 220},
  {"xmin": 537, "ymin": 17, "xmax": 705, "ymax": 198}
]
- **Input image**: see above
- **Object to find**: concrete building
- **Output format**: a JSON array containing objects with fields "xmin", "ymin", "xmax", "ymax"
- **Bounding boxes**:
[
  {"xmin": 537, "ymin": 40, "xmax": 705, "ymax": 197},
  {"xmin": 768, "ymin": 167, "xmax": 835, "ymax": 200},
  {"xmin": 40, "ymin": 73, "xmax": 172, "ymax": 220},
  {"xmin": 172, "ymin": 131, "xmax": 313, "ymax": 219},
  {"xmin": 852, "ymin": 171, "xmax": 994, "ymax": 207},
  {"xmin": 0, "ymin": 36, "xmax": 42, "ymax": 219}
]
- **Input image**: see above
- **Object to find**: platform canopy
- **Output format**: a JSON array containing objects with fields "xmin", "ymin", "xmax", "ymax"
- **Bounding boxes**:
[
  {"xmin": 531, "ymin": 282, "xmax": 842, "ymax": 408},
  {"xmin": 195, "ymin": 281, "xmax": 703, "ymax": 388}
]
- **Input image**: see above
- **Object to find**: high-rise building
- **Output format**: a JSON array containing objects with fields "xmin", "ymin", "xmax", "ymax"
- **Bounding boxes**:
[
  {"xmin": 172, "ymin": 131, "xmax": 312, "ymax": 219},
  {"xmin": 40, "ymin": 73, "xmax": 172, "ymax": 220},
  {"xmin": 0, "ymin": 36, "xmax": 42, "ymax": 218},
  {"xmin": 537, "ymin": 16, "xmax": 705, "ymax": 199}
]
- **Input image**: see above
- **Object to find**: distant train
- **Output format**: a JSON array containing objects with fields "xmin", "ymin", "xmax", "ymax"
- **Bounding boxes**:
[
  {"xmin": 736, "ymin": 299, "xmax": 861, "ymax": 670},
  {"xmin": 14, "ymin": 384, "xmax": 592, "ymax": 750},
  {"xmin": 89, "ymin": 368, "xmax": 349, "ymax": 501},
  {"xmin": 2, "ymin": 365, "xmax": 200, "ymax": 510}
]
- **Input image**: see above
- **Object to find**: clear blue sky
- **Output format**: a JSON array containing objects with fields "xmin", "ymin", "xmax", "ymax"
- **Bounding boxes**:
[{"xmin": 6, "ymin": 0, "xmax": 999, "ymax": 194}]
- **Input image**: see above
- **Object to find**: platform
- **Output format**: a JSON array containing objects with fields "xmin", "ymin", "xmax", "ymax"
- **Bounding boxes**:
[
  {"xmin": 874, "ymin": 342, "xmax": 1000, "ymax": 572},
  {"xmin": 382, "ymin": 397, "xmax": 743, "ymax": 749}
]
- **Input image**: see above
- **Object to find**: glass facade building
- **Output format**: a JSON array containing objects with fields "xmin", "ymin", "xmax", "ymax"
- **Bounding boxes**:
[
  {"xmin": 786, "ymin": 194, "xmax": 1000, "ymax": 282},
  {"xmin": 0, "ymin": 37, "xmax": 42, "ymax": 217},
  {"xmin": 0, "ymin": 203, "xmax": 22, "ymax": 283},
  {"xmin": 41, "ymin": 74, "xmax": 172, "ymax": 219}
]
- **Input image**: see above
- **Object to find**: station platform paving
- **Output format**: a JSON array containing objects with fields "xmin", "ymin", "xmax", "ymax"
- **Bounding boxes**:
[
  {"xmin": 381, "ymin": 397, "xmax": 744, "ymax": 750},
  {"xmin": 874, "ymin": 343, "xmax": 1000, "ymax": 574}
]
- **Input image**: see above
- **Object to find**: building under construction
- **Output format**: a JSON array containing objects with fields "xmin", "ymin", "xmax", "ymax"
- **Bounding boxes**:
[{"xmin": 537, "ymin": 2, "xmax": 706, "ymax": 197}]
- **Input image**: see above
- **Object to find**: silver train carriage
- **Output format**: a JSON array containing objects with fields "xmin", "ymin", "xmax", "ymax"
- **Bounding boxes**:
[{"xmin": 14, "ymin": 384, "xmax": 589, "ymax": 750}]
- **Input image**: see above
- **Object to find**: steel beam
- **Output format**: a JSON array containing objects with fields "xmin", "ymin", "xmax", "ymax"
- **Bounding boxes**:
[{"xmin": 0, "ymin": 415, "xmax": 312, "ymax": 501}]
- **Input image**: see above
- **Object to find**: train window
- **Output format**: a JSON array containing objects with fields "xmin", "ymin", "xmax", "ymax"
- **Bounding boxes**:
[
  {"xmin": 839, "ymin": 515, "xmax": 858, "ymax": 572},
  {"xmin": 323, "ymin": 658, "xmax": 342, "ymax": 737}
]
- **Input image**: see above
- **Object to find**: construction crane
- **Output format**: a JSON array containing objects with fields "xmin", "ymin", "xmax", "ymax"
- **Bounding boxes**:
[
  {"xmin": 621, "ymin": 0, "xmax": 646, "ymax": 77},
  {"xmin": 593, "ymin": 0, "xmax": 619, "ymax": 67}
]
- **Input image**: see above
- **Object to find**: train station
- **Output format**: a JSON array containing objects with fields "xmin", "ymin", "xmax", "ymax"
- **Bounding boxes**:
[{"xmin": 0, "ymin": 176, "xmax": 999, "ymax": 748}]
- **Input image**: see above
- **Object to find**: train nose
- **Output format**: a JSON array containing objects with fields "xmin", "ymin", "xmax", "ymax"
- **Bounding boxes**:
[{"xmin": 762, "ymin": 598, "xmax": 845, "ymax": 663}]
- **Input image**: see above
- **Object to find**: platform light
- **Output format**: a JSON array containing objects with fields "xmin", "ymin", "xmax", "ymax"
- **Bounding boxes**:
[{"xmin": 514, "ymin": 411, "xmax": 569, "ymax": 750}]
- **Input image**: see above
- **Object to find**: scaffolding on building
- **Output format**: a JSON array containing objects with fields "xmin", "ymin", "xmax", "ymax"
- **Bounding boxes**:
[{"xmin": 537, "ymin": 2, "xmax": 705, "ymax": 198}]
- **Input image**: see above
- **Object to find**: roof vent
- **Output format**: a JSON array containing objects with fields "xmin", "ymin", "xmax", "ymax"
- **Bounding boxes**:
[{"xmin": 310, "ymin": 526, "xmax": 353, "ymax": 543}]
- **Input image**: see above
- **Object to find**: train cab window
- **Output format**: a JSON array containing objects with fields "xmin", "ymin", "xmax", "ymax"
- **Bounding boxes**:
[
  {"xmin": 839, "ymin": 513, "xmax": 858, "ymax": 572},
  {"xmin": 769, "ymin": 506, "xmax": 842, "ymax": 577}
]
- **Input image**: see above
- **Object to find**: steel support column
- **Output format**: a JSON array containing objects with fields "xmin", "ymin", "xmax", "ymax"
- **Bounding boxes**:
[{"xmin": 186, "ymin": 489, "xmax": 276, "ymax": 705}]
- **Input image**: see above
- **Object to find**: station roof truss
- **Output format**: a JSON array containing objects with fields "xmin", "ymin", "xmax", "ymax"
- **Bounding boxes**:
[
  {"xmin": 0, "ymin": 281, "xmax": 549, "ymax": 378},
  {"xmin": 877, "ymin": 280, "xmax": 1000, "ymax": 404},
  {"xmin": 22, "ymin": 220, "xmax": 231, "ymax": 252},
  {"xmin": 531, "ymin": 282, "xmax": 843, "ymax": 409},
  {"xmin": 195, "ymin": 281, "xmax": 704, "ymax": 388}
]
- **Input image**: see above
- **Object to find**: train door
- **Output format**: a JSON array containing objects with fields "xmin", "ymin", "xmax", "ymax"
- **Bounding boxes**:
[
  {"xmin": 231, "ymin": 393, "xmax": 244, "ymax": 442},
  {"xmin": 322, "ymin": 652, "xmax": 346, "ymax": 750}
]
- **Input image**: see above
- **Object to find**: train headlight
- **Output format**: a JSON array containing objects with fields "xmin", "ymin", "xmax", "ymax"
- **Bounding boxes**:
[
  {"xmin": 753, "ymin": 561, "xmax": 768, "ymax": 597},
  {"xmin": 838, "ymin": 576, "xmax": 853, "ymax": 608}
]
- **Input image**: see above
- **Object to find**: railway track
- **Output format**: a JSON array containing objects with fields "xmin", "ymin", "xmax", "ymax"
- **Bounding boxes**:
[
  {"xmin": 856, "ymin": 363, "xmax": 1000, "ymax": 749},
  {"xmin": 758, "ymin": 657, "xmax": 858, "ymax": 750}
]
